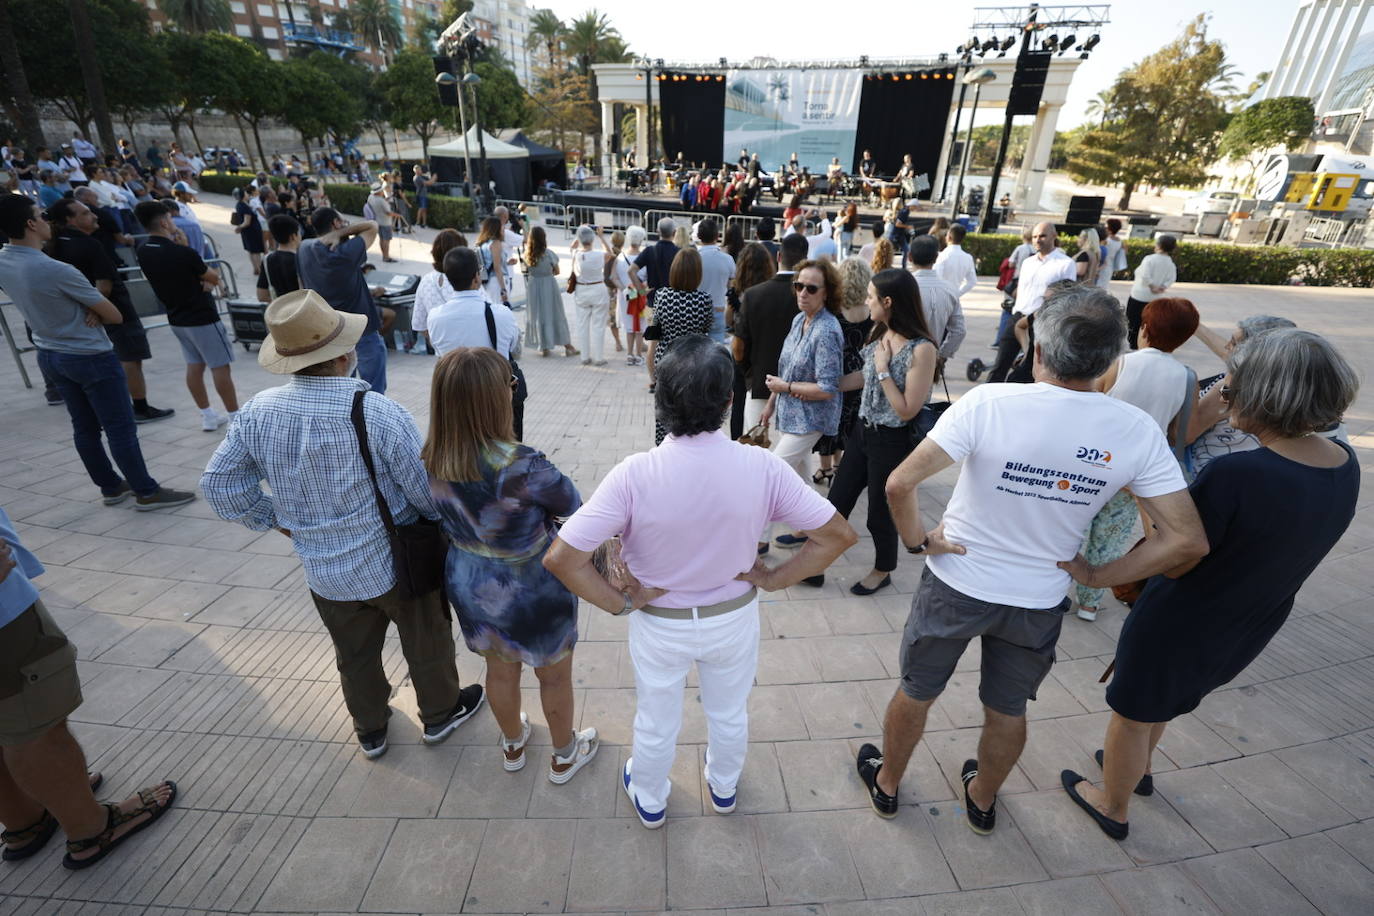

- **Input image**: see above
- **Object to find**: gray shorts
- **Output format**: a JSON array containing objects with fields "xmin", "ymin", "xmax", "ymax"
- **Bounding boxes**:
[
  {"xmin": 899, "ymin": 567, "xmax": 1067, "ymax": 717},
  {"xmin": 172, "ymin": 321, "xmax": 235, "ymax": 369},
  {"xmin": 377, "ymin": 225, "xmax": 394, "ymax": 241}
]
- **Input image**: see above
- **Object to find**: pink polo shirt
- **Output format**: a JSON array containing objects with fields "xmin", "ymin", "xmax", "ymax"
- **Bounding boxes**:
[{"xmin": 557, "ymin": 430, "xmax": 837, "ymax": 608}]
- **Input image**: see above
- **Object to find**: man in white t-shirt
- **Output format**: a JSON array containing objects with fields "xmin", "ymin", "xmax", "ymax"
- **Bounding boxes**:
[
  {"xmin": 695, "ymin": 219, "xmax": 736, "ymax": 343},
  {"xmin": 854, "ymin": 284, "xmax": 1207, "ymax": 829},
  {"xmin": 988, "ymin": 221, "xmax": 1077, "ymax": 383},
  {"xmin": 934, "ymin": 223, "xmax": 977, "ymax": 298}
]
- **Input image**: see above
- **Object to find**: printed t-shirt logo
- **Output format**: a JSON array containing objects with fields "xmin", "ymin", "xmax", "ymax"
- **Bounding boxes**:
[{"xmin": 1076, "ymin": 447, "xmax": 1112, "ymax": 469}]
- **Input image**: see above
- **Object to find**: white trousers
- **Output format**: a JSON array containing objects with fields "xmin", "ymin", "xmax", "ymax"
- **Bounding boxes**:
[
  {"xmin": 572, "ymin": 286, "xmax": 609, "ymax": 362},
  {"xmin": 742, "ymin": 395, "xmax": 771, "ymax": 433},
  {"xmin": 761, "ymin": 430, "xmax": 821, "ymax": 540},
  {"xmin": 627, "ymin": 598, "xmax": 761, "ymax": 812}
]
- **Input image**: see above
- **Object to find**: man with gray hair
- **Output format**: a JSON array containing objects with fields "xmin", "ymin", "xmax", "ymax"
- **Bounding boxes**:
[
  {"xmin": 854, "ymin": 284, "xmax": 1207, "ymax": 829},
  {"xmin": 907, "ymin": 234, "xmax": 966, "ymax": 366}
]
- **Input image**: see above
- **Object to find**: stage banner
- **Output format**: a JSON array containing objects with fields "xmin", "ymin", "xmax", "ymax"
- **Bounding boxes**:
[{"xmin": 723, "ymin": 69, "xmax": 863, "ymax": 173}]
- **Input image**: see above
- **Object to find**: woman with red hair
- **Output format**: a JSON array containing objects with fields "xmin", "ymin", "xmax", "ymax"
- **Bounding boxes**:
[{"xmin": 1074, "ymin": 297, "xmax": 1200, "ymax": 621}]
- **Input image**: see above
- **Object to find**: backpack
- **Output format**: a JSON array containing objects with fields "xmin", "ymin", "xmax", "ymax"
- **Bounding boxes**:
[
  {"xmin": 362, "ymin": 200, "xmax": 375, "ymax": 221},
  {"xmin": 478, "ymin": 241, "xmax": 494, "ymax": 282},
  {"xmin": 996, "ymin": 256, "xmax": 1014, "ymax": 291}
]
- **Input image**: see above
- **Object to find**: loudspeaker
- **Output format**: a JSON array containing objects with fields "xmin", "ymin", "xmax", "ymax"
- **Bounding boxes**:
[
  {"xmin": 433, "ymin": 57, "xmax": 458, "ymax": 107},
  {"xmin": 1066, "ymin": 195, "xmax": 1106, "ymax": 226},
  {"xmin": 1007, "ymin": 50, "xmax": 1051, "ymax": 116}
]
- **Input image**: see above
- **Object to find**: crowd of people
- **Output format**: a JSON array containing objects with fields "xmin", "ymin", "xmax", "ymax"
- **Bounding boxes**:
[{"xmin": 0, "ymin": 146, "xmax": 1363, "ymax": 874}]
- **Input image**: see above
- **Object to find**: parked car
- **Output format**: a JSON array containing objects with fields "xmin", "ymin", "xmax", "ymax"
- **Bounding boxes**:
[{"xmin": 1182, "ymin": 188, "xmax": 1240, "ymax": 216}]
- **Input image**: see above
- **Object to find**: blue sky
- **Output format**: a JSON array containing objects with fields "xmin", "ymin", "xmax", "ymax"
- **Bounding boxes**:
[{"xmin": 537, "ymin": 0, "xmax": 1334, "ymax": 127}]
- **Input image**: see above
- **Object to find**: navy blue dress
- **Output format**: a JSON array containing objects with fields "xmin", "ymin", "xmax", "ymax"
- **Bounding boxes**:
[
  {"xmin": 1107, "ymin": 442, "xmax": 1359, "ymax": 722},
  {"xmin": 236, "ymin": 201, "xmax": 265, "ymax": 254},
  {"xmin": 431, "ymin": 444, "xmax": 582, "ymax": 667}
]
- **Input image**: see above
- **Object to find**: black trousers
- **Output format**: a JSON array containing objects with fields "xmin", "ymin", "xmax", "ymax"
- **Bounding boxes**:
[
  {"xmin": 987, "ymin": 313, "xmax": 1035, "ymax": 384},
  {"xmin": 1125, "ymin": 297, "xmax": 1147, "ymax": 350},
  {"xmin": 828, "ymin": 422, "xmax": 913, "ymax": 573},
  {"xmin": 730, "ymin": 362, "xmax": 747, "ymax": 440}
]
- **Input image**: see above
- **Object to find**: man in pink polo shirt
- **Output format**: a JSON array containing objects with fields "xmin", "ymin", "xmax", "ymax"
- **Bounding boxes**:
[{"xmin": 546, "ymin": 335, "xmax": 856, "ymax": 828}]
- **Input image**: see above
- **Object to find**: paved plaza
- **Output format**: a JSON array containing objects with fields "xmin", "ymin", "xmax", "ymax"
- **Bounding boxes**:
[{"xmin": 1, "ymin": 198, "xmax": 1372, "ymax": 915}]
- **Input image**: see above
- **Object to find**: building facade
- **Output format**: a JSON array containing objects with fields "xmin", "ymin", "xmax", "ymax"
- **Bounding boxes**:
[{"xmin": 470, "ymin": 0, "xmax": 534, "ymax": 88}]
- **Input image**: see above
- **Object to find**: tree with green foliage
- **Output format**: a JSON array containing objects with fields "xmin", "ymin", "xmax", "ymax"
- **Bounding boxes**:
[
  {"xmin": 277, "ymin": 58, "xmax": 353, "ymax": 166},
  {"xmin": 205, "ymin": 36, "xmax": 283, "ymax": 169},
  {"xmin": 162, "ymin": 0, "xmax": 232, "ymax": 33},
  {"xmin": 299, "ymin": 52, "xmax": 370, "ymax": 156},
  {"xmin": 1067, "ymin": 15, "xmax": 1234, "ymax": 209},
  {"xmin": 563, "ymin": 10, "xmax": 630, "ymax": 77},
  {"xmin": 0, "ymin": 0, "xmax": 45, "ymax": 152},
  {"xmin": 378, "ymin": 48, "xmax": 448, "ymax": 162},
  {"xmin": 348, "ymin": 0, "xmax": 404, "ymax": 65},
  {"xmin": 154, "ymin": 30, "xmax": 235, "ymax": 152},
  {"xmin": 473, "ymin": 60, "xmax": 529, "ymax": 131},
  {"xmin": 1218, "ymin": 96, "xmax": 1315, "ymax": 192},
  {"xmin": 529, "ymin": 8, "xmax": 566, "ymax": 70}
]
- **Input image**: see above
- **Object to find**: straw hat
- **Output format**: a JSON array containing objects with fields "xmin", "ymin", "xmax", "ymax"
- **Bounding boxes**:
[{"xmin": 258, "ymin": 290, "xmax": 366, "ymax": 374}]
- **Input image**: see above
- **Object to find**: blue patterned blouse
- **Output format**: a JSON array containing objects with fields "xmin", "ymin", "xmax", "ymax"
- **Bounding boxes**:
[{"xmin": 774, "ymin": 309, "xmax": 844, "ymax": 437}]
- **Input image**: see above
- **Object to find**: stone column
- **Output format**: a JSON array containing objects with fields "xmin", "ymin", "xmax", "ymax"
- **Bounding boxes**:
[
  {"xmin": 635, "ymin": 105, "xmax": 648, "ymax": 166},
  {"xmin": 1015, "ymin": 103, "xmax": 1062, "ymax": 212},
  {"xmin": 601, "ymin": 100, "xmax": 616, "ymax": 180}
]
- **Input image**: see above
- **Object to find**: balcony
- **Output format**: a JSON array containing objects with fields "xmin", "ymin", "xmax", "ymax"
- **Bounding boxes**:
[{"xmin": 282, "ymin": 21, "xmax": 364, "ymax": 54}]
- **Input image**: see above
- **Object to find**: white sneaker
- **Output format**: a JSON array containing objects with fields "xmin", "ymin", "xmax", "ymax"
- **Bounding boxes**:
[
  {"xmin": 548, "ymin": 726, "xmax": 599, "ymax": 784},
  {"xmin": 1076, "ymin": 606, "xmax": 1099, "ymax": 622},
  {"xmin": 201, "ymin": 411, "xmax": 228, "ymax": 432},
  {"xmin": 501, "ymin": 711, "xmax": 531, "ymax": 772}
]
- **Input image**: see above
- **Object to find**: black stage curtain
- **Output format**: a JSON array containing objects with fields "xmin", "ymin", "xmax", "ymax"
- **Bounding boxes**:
[
  {"xmin": 853, "ymin": 76, "xmax": 956, "ymax": 198},
  {"xmin": 659, "ymin": 73, "xmax": 725, "ymax": 168}
]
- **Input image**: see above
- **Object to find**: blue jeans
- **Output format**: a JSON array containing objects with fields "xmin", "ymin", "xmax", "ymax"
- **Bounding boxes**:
[
  {"xmin": 994, "ymin": 308, "xmax": 1016, "ymax": 346},
  {"xmin": 710, "ymin": 310, "xmax": 727, "ymax": 344},
  {"xmin": 354, "ymin": 331, "xmax": 387, "ymax": 394},
  {"xmin": 38, "ymin": 349, "xmax": 159, "ymax": 497}
]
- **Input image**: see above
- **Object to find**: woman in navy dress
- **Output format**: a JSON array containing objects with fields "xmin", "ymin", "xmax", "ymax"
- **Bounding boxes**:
[
  {"xmin": 232, "ymin": 187, "xmax": 264, "ymax": 275},
  {"xmin": 423, "ymin": 347, "xmax": 600, "ymax": 784},
  {"xmin": 1058, "ymin": 329, "xmax": 1360, "ymax": 841}
]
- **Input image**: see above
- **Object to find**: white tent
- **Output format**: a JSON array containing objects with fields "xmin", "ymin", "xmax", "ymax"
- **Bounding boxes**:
[
  {"xmin": 429, "ymin": 126, "xmax": 529, "ymax": 160},
  {"xmin": 429, "ymin": 126, "xmax": 531, "ymax": 199}
]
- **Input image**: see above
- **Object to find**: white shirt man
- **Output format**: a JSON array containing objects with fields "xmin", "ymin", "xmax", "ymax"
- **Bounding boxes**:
[
  {"xmin": 428, "ymin": 288, "xmax": 519, "ymax": 357},
  {"xmin": 71, "ymin": 135, "xmax": 98, "ymax": 162},
  {"xmin": 1013, "ymin": 248, "xmax": 1077, "ymax": 317},
  {"xmin": 935, "ymin": 240, "xmax": 977, "ymax": 298},
  {"xmin": 1130, "ymin": 250, "xmax": 1176, "ymax": 303}
]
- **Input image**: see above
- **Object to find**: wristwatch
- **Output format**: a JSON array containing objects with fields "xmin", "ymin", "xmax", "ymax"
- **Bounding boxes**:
[
  {"xmin": 615, "ymin": 591, "xmax": 634, "ymax": 616},
  {"xmin": 876, "ymin": 371, "xmax": 891, "ymax": 382},
  {"xmin": 905, "ymin": 536, "xmax": 930, "ymax": 555}
]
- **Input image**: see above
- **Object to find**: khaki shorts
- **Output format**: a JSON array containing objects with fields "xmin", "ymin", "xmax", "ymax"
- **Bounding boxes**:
[{"xmin": 0, "ymin": 600, "xmax": 83, "ymax": 746}]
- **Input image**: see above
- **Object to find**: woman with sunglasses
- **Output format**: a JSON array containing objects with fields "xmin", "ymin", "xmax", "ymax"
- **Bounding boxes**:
[
  {"xmin": 799, "ymin": 269, "xmax": 937, "ymax": 594},
  {"xmin": 760, "ymin": 259, "xmax": 845, "ymax": 549}
]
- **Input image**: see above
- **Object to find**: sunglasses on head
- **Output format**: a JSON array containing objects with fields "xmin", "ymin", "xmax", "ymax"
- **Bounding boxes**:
[{"xmin": 792, "ymin": 281, "xmax": 822, "ymax": 295}]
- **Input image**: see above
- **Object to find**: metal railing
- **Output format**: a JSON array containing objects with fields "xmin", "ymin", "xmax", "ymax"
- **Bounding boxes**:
[
  {"xmin": 0, "ymin": 299, "xmax": 35, "ymax": 389},
  {"xmin": 567, "ymin": 204, "xmax": 645, "ymax": 232},
  {"xmin": 495, "ymin": 198, "xmax": 572, "ymax": 232}
]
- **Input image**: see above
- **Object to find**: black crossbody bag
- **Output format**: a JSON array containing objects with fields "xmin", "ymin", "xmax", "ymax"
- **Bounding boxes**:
[
  {"xmin": 350, "ymin": 390, "xmax": 448, "ymax": 603},
  {"xmin": 484, "ymin": 301, "xmax": 528, "ymax": 403}
]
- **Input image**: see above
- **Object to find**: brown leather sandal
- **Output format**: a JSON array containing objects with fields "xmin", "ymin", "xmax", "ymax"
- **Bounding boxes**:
[
  {"xmin": 62, "ymin": 780, "xmax": 177, "ymax": 871},
  {"xmin": 2, "ymin": 771, "xmax": 103, "ymax": 862}
]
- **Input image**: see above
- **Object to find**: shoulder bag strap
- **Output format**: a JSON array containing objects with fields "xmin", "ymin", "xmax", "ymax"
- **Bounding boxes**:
[
  {"xmin": 350, "ymin": 389, "xmax": 399, "ymax": 540},
  {"xmin": 1171, "ymin": 366, "xmax": 1197, "ymax": 465}
]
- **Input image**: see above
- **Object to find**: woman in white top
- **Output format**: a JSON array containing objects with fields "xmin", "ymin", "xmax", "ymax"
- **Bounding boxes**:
[
  {"xmin": 1125, "ymin": 234, "xmax": 1177, "ymax": 349},
  {"xmin": 615, "ymin": 226, "xmax": 648, "ymax": 365},
  {"xmin": 1074, "ymin": 297, "xmax": 1199, "ymax": 621},
  {"xmin": 476, "ymin": 216, "xmax": 512, "ymax": 305},
  {"xmin": 569, "ymin": 224, "xmax": 613, "ymax": 366},
  {"xmin": 410, "ymin": 229, "xmax": 466, "ymax": 353},
  {"xmin": 1098, "ymin": 218, "xmax": 1126, "ymax": 290}
]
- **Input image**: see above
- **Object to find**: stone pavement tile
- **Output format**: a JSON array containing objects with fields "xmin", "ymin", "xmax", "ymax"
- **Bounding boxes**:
[
  {"xmin": 923, "ymin": 673, "xmax": 989, "ymax": 729},
  {"xmin": 95, "ymin": 620, "xmax": 205, "ymax": 668},
  {"xmin": 799, "ymin": 681, "xmax": 880, "ymax": 739},
  {"xmin": 1262, "ymin": 661, "xmax": 1374, "ymax": 738},
  {"xmin": 439, "ymin": 745, "xmax": 538, "ymax": 818},
  {"xmin": 256, "ymin": 817, "xmax": 394, "ymax": 912},
  {"xmin": 565, "ymin": 818, "xmax": 666, "ymax": 912},
  {"xmin": 1192, "ymin": 687, "xmax": 1332, "ymax": 754},
  {"xmin": 923, "ymin": 801, "xmax": 1048, "ymax": 890},
  {"xmin": 1152, "ymin": 766, "xmax": 1286, "ymax": 851},
  {"xmin": 1053, "ymin": 618, "xmax": 1124, "ymax": 661},
  {"xmin": 1180, "ymin": 848, "xmax": 1319, "ymax": 916},
  {"xmin": 220, "ymin": 555, "xmax": 303, "ymax": 589},
  {"xmin": 319, "ymin": 745, "xmax": 460, "ymax": 817},
  {"xmin": 762, "ymin": 598, "xmax": 832, "ymax": 637},
  {"xmin": 755, "ymin": 638, "xmax": 823, "ymax": 685},
  {"xmin": 919, "ymin": 887, "xmax": 1023, "ymax": 915},
  {"xmin": 190, "ymin": 587, "xmax": 285, "ymax": 627},
  {"xmin": 776, "ymin": 738, "xmax": 867, "ymax": 812},
  {"xmin": 463, "ymin": 818, "xmax": 576, "ymax": 913},
  {"xmin": 1326, "ymin": 819, "xmax": 1374, "ymax": 868},
  {"xmin": 1098, "ymin": 865, "xmax": 1219, "ymax": 915},
  {"xmin": 153, "ymin": 813, "xmax": 309, "ymax": 911},
  {"xmin": 135, "ymin": 544, "xmax": 250, "ymax": 585},
  {"xmin": 923, "ymin": 729, "xmax": 1035, "ymax": 799},
  {"xmin": 1113, "ymin": 794, "xmax": 1214, "ymax": 867},
  {"xmin": 1014, "ymin": 876, "xmax": 1123, "ymax": 915},
  {"xmin": 359, "ymin": 818, "xmax": 484, "ymax": 913},
  {"xmin": 84, "ymin": 574, "xmax": 178, "ymax": 617},
  {"xmin": 62, "ymin": 606, "xmax": 144, "ymax": 654},
  {"xmin": 755, "ymin": 810, "xmax": 864, "ymax": 905},
  {"xmin": 134, "ymin": 580, "xmax": 232, "ymax": 622},
  {"xmin": 1152, "ymin": 714, "xmax": 1243, "ymax": 770},
  {"xmin": 44, "ymin": 807, "xmax": 214, "ymax": 907},
  {"xmin": 1210, "ymin": 752, "xmax": 1354, "ymax": 835},
  {"xmin": 1000, "ymin": 790, "xmax": 1133, "ymax": 877},
  {"xmin": 826, "ymin": 900, "xmax": 922, "ymax": 916},
  {"xmin": 526, "ymin": 738, "xmax": 620, "ymax": 818},
  {"xmin": 664, "ymin": 813, "xmax": 766, "ymax": 909},
  {"xmin": 1018, "ymin": 719, "xmax": 1109, "ymax": 792},
  {"xmin": 37, "ymin": 530, "xmax": 119, "ymax": 565},
  {"xmin": 747, "ymin": 685, "xmax": 811, "ymax": 743},
  {"xmin": 569, "ymin": 640, "xmax": 624, "ymax": 688},
  {"xmin": 836, "ymin": 806, "xmax": 958, "ymax": 898},
  {"xmin": 612, "ymin": 744, "xmax": 704, "ymax": 820},
  {"xmin": 1047, "ymin": 658, "xmax": 1113, "ymax": 714},
  {"xmin": 68, "ymin": 662, "xmax": 174, "ymax": 725},
  {"xmin": 577, "ymin": 687, "xmax": 637, "ymax": 746},
  {"xmin": 38, "ymin": 566, "xmax": 127, "ymax": 608},
  {"xmin": 818, "ymin": 594, "xmax": 895, "ymax": 636},
  {"xmin": 811, "ymin": 635, "xmax": 889, "ymax": 683},
  {"xmin": 692, "ymin": 741, "xmax": 788, "ymax": 815},
  {"xmin": 1255, "ymin": 833, "xmax": 1374, "ymax": 916}
]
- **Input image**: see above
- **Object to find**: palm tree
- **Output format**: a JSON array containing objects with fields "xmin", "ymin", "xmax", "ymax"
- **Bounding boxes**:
[
  {"xmin": 163, "ymin": 0, "xmax": 233, "ymax": 35},
  {"xmin": 563, "ymin": 10, "xmax": 627, "ymax": 77},
  {"xmin": 69, "ymin": 0, "xmax": 116, "ymax": 154},
  {"xmin": 348, "ymin": 0, "xmax": 403, "ymax": 66},
  {"xmin": 529, "ymin": 8, "xmax": 564, "ymax": 70}
]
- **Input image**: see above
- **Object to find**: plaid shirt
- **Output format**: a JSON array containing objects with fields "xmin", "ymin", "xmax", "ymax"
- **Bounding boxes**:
[{"xmin": 201, "ymin": 376, "xmax": 437, "ymax": 602}]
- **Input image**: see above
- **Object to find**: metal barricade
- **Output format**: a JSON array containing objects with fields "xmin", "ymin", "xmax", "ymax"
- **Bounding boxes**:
[
  {"xmin": 0, "ymin": 299, "xmax": 35, "ymax": 389},
  {"xmin": 644, "ymin": 209, "xmax": 725, "ymax": 238},
  {"xmin": 566, "ymin": 204, "xmax": 645, "ymax": 232},
  {"xmin": 116, "ymin": 258, "xmax": 241, "ymax": 328},
  {"xmin": 495, "ymin": 198, "xmax": 570, "ymax": 232}
]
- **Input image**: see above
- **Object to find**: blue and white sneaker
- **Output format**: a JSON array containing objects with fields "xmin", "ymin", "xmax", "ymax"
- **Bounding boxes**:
[
  {"xmin": 703, "ymin": 765, "xmax": 737, "ymax": 814},
  {"xmin": 622, "ymin": 758, "xmax": 666, "ymax": 829}
]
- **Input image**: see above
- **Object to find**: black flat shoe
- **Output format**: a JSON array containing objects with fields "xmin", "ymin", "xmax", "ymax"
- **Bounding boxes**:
[
  {"xmin": 850, "ymin": 575, "xmax": 891, "ymax": 596},
  {"xmin": 961, "ymin": 759, "xmax": 996, "ymax": 835},
  {"xmin": 856, "ymin": 743, "xmax": 898, "ymax": 819},
  {"xmin": 1061, "ymin": 769, "xmax": 1128, "ymax": 840},
  {"xmin": 801, "ymin": 574, "xmax": 824, "ymax": 587},
  {"xmin": 1095, "ymin": 749, "xmax": 1153, "ymax": 796}
]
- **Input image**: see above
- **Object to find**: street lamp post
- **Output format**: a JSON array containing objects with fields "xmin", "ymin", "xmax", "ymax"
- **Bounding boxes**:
[
  {"xmin": 464, "ymin": 71, "xmax": 490, "ymax": 211},
  {"xmin": 952, "ymin": 67, "xmax": 997, "ymax": 221}
]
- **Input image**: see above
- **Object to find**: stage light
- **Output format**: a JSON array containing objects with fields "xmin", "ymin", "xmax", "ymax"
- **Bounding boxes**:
[
  {"xmin": 907, "ymin": 73, "xmax": 915, "ymax": 80},
  {"xmin": 1082, "ymin": 34, "xmax": 1101, "ymax": 52},
  {"xmin": 860, "ymin": 55, "xmax": 869, "ymax": 67},
  {"xmin": 1043, "ymin": 34, "xmax": 1059, "ymax": 52},
  {"xmin": 1059, "ymin": 34, "xmax": 1077, "ymax": 54},
  {"xmin": 947, "ymin": 71, "xmax": 955, "ymax": 79},
  {"xmin": 1000, "ymin": 36, "xmax": 1016, "ymax": 52},
  {"xmin": 636, "ymin": 73, "xmax": 643, "ymax": 80},
  {"xmin": 716, "ymin": 74, "xmax": 724, "ymax": 82},
  {"xmin": 981, "ymin": 38, "xmax": 998, "ymax": 53},
  {"xmin": 719, "ymin": 57, "xmax": 727, "ymax": 67}
]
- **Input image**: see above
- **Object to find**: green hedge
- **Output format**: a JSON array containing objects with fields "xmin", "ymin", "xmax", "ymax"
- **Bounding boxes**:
[
  {"xmin": 961, "ymin": 232, "xmax": 1374, "ymax": 288},
  {"xmin": 195, "ymin": 173, "xmax": 476, "ymax": 231}
]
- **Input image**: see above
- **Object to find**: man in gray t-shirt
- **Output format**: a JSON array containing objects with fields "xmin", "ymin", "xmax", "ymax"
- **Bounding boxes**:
[{"xmin": 0, "ymin": 194, "xmax": 192, "ymax": 510}]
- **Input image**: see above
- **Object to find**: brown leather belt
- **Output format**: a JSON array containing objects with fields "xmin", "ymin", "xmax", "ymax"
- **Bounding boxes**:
[{"xmin": 640, "ymin": 587, "xmax": 757, "ymax": 620}]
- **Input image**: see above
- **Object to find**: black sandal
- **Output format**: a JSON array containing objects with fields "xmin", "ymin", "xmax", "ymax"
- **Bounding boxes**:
[
  {"xmin": 1095, "ymin": 749, "xmax": 1153, "ymax": 796},
  {"xmin": 812, "ymin": 468, "xmax": 835, "ymax": 485},
  {"xmin": 1061, "ymin": 770, "xmax": 1128, "ymax": 840},
  {"xmin": 2, "ymin": 771, "xmax": 104, "ymax": 862},
  {"xmin": 62, "ymin": 780, "xmax": 178, "ymax": 871}
]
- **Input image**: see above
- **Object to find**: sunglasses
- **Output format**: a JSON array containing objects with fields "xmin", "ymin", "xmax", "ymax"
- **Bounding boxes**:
[
  {"xmin": 1219, "ymin": 385, "xmax": 1232, "ymax": 402},
  {"xmin": 792, "ymin": 281, "xmax": 822, "ymax": 295}
]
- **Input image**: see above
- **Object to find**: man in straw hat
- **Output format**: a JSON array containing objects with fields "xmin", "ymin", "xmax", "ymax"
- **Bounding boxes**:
[{"xmin": 201, "ymin": 290, "xmax": 485, "ymax": 759}]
